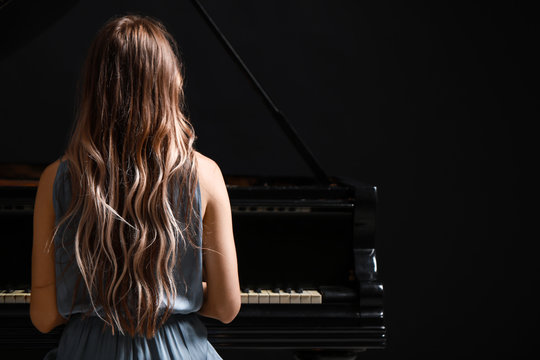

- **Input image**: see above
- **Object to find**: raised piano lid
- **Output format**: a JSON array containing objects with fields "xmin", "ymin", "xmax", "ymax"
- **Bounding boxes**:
[{"xmin": 190, "ymin": 0, "xmax": 332, "ymax": 186}]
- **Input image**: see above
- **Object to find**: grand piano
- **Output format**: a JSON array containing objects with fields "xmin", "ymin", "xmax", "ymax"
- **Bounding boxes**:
[{"xmin": 0, "ymin": 0, "xmax": 386, "ymax": 358}]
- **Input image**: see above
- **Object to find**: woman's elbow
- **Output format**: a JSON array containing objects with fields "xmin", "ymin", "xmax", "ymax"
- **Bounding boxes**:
[
  {"xmin": 219, "ymin": 295, "xmax": 241, "ymax": 324},
  {"xmin": 30, "ymin": 306, "xmax": 65, "ymax": 333},
  {"xmin": 30, "ymin": 313, "xmax": 54, "ymax": 334}
]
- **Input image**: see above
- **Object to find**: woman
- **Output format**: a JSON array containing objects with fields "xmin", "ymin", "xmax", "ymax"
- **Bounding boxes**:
[{"xmin": 30, "ymin": 14, "xmax": 241, "ymax": 359}]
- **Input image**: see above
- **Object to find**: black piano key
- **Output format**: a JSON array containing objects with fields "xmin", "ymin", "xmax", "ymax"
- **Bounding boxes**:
[
  {"xmin": 285, "ymin": 287, "xmax": 292, "ymax": 293},
  {"xmin": 272, "ymin": 287, "xmax": 280, "ymax": 294},
  {"xmin": 255, "ymin": 288, "xmax": 262, "ymax": 293},
  {"xmin": 296, "ymin": 287, "xmax": 303, "ymax": 293},
  {"xmin": 242, "ymin": 287, "xmax": 250, "ymax": 293}
]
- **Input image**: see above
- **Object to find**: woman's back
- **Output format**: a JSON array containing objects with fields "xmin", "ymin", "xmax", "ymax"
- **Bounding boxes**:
[
  {"xmin": 52, "ymin": 157, "xmax": 204, "ymax": 319},
  {"xmin": 45, "ymin": 154, "xmax": 222, "ymax": 359}
]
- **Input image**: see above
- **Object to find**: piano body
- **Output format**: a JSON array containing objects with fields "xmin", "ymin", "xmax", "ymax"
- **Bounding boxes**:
[{"xmin": 0, "ymin": 0, "xmax": 386, "ymax": 358}]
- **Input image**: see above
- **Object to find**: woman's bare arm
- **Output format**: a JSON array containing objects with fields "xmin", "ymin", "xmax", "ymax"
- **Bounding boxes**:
[
  {"xmin": 195, "ymin": 152, "xmax": 241, "ymax": 323},
  {"xmin": 30, "ymin": 159, "xmax": 67, "ymax": 333}
]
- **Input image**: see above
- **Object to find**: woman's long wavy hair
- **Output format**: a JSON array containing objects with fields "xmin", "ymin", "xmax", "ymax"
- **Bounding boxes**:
[{"xmin": 51, "ymin": 14, "xmax": 201, "ymax": 338}]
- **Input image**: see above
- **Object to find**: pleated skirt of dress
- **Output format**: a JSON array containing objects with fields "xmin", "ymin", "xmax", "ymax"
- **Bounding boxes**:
[{"xmin": 43, "ymin": 312, "xmax": 222, "ymax": 360}]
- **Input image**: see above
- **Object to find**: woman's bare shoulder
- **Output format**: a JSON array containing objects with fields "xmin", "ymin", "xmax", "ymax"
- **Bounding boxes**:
[
  {"xmin": 40, "ymin": 157, "xmax": 64, "ymax": 184},
  {"xmin": 194, "ymin": 151, "xmax": 223, "ymax": 188},
  {"xmin": 194, "ymin": 151, "xmax": 228, "ymax": 217},
  {"xmin": 37, "ymin": 156, "xmax": 70, "ymax": 199},
  {"xmin": 194, "ymin": 150, "xmax": 217, "ymax": 171}
]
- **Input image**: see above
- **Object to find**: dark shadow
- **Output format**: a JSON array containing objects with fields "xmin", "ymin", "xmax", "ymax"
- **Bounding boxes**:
[{"xmin": 0, "ymin": 0, "xmax": 80, "ymax": 61}]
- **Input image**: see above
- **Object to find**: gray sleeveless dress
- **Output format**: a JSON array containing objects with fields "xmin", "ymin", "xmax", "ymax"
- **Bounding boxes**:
[{"xmin": 44, "ymin": 158, "xmax": 222, "ymax": 360}]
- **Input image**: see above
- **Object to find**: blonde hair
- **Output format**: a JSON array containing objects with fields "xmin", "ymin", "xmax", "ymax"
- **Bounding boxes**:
[{"xmin": 52, "ymin": 14, "xmax": 200, "ymax": 338}]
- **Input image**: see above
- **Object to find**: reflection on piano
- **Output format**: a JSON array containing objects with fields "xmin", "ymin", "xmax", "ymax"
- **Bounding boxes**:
[{"xmin": 0, "ymin": 0, "xmax": 386, "ymax": 358}]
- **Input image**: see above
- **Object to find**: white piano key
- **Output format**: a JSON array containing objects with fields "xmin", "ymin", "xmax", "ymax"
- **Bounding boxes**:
[
  {"xmin": 300, "ymin": 291, "xmax": 312, "ymax": 304},
  {"xmin": 268, "ymin": 290, "xmax": 280, "ymax": 304},
  {"xmin": 25, "ymin": 293, "xmax": 31, "ymax": 304},
  {"xmin": 307, "ymin": 290, "xmax": 322, "ymax": 304},
  {"xmin": 278, "ymin": 290, "xmax": 290, "ymax": 304},
  {"xmin": 290, "ymin": 290, "xmax": 301, "ymax": 304},
  {"xmin": 4, "ymin": 290, "xmax": 16, "ymax": 304},
  {"xmin": 240, "ymin": 291, "xmax": 249, "ymax": 304},
  {"xmin": 13, "ymin": 290, "xmax": 27, "ymax": 303},
  {"xmin": 258, "ymin": 290, "xmax": 269, "ymax": 304},
  {"xmin": 0, "ymin": 291, "xmax": 6, "ymax": 304},
  {"xmin": 248, "ymin": 290, "xmax": 259, "ymax": 304}
]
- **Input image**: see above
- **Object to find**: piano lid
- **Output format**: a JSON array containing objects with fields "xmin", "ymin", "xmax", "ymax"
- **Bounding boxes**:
[{"xmin": 190, "ymin": 0, "xmax": 331, "ymax": 186}]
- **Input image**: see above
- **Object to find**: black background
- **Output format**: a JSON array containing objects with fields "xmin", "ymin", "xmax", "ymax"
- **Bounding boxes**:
[{"xmin": 0, "ymin": 0, "xmax": 536, "ymax": 358}]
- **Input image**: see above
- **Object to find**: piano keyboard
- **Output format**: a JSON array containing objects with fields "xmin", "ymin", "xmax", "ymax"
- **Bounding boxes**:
[
  {"xmin": 0, "ymin": 289, "xmax": 31, "ymax": 304},
  {"xmin": 0, "ymin": 288, "xmax": 323, "ymax": 305},
  {"xmin": 240, "ymin": 288, "xmax": 322, "ymax": 304}
]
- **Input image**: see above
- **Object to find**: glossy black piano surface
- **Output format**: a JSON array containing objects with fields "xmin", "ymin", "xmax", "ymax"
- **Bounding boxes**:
[{"xmin": 0, "ymin": 164, "xmax": 385, "ymax": 354}]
